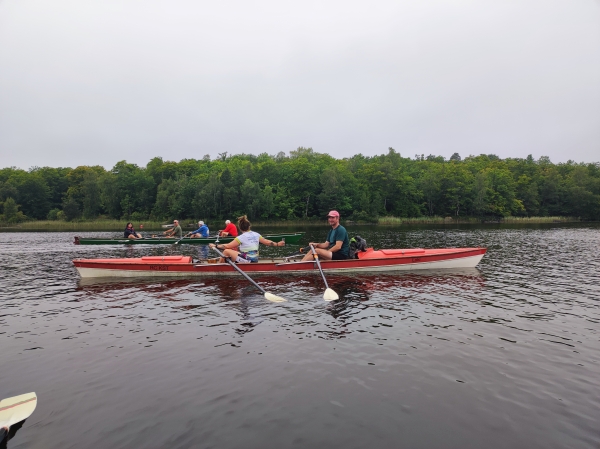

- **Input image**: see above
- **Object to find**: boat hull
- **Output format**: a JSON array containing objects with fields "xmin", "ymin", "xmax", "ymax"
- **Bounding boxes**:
[
  {"xmin": 74, "ymin": 232, "xmax": 304, "ymax": 245},
  {"xmin": 73, "ymin": 248, "xmax": 486, "ymax": 278}
]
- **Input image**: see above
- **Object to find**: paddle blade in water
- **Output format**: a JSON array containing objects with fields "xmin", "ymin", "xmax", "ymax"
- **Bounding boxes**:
[
  {"xmin": 323, "ymin": 288, "xmax": 339, "ymax": 301},
  {"xmin": 264, "ymin": 292, "xmax": 287, "ymax": 303}
]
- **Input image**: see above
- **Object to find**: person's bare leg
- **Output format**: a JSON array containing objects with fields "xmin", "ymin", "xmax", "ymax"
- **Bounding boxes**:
[
  {"xmin": 302, "ymin": 248, "xmax": 332, "ymax": 261},
  {"xmin": 317, "ymin": 248, "xmax": 333, "ymax": 260},
  {"xmin": 220, "ymin": 249, "xmax": 239, "ymax": 263}
]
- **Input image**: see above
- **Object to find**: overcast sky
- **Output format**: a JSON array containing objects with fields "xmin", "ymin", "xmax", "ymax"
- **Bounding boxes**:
[{"xmin": 0, "ymin": 0, "xmax": 599, "ymax": 170}]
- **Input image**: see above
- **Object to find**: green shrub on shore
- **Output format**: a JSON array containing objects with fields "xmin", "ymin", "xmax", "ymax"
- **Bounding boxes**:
[
  {"xmin": 0, "ymin": 198, "xmax": 27, "ymax": 224},
  {"xmin": 47, "ymin": 208, "xmax": 60, "ymax": 220}
]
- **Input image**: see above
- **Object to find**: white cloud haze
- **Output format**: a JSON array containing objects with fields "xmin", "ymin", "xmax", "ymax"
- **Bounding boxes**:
[{"xmin": 0, "ymin": 0, "xmax": 599, "ymax": 169}]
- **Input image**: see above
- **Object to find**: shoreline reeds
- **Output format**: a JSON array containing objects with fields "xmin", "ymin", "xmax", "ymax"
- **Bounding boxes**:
[
  {"xmin": 0, "ymin": 220, "xmax": 166, "ymax": 232},
  {"xmin": 0, "ymin": 216, "xmax": 585, "ymax": 232},
  {"xmin": 376, "ymin": 216, "xmax": 580, "ymax": 225}
]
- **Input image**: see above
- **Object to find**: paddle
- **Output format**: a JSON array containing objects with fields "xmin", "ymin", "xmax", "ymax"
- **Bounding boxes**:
[
  {"xmin": 0, "ymin": 392, "xmax": 37, "ymax": 443},
  {"xmin": 309, "ymin": 244, "xmax": 339, "ymax": 301},
  {"xmin": 210, "ymin": 247, "xmax": 286, "ymax": 303},
  {"xmin": 173, "ymin": 233, "xmax": 190, "ymax": 245},
  {"xmin": 283, "ymin": 247, "xmax": 308, "ymax": 260}
]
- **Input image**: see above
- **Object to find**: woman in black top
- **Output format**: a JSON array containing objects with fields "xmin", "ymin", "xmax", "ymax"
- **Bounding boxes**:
[{"xmin": 124, "ymin": 222, "xmax": 142, "ymax": 239}]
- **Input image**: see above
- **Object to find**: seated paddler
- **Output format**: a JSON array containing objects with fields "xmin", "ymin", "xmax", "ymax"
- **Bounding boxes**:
[
  {"xmin": 302, "ymin": 210, "xmax": 349, "ymax": 261},
  {"xmin": 124, "ymin": 222, "xmax": 142, "ymax": 239},
  {"xmin": 163, "ymin": 220, "xmax": 183, "ymax": 238},
  {"xmin": 189, "ymin": 220, "xmax": 209, "ymax": 238},
  {"xmin": 219, "ymin": 219, "xmax": 238, "ymax": 237},
  {"xmin": 209, "ymin": 215, "xmax": 284, "ymax": 263}
]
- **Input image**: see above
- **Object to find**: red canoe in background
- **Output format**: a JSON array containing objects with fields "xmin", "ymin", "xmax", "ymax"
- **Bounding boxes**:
[{"xmin": 72, "ymin": 247, "xmax": 487, "ymax": 278}]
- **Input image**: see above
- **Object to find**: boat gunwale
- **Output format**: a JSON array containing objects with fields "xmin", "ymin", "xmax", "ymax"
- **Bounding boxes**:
[{"xmin": 73, "ymin": 247, "xmax": 486, "ymax": 268}]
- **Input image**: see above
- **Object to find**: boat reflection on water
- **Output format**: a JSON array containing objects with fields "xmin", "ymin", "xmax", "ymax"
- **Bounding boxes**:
[
  {"xmin": 73, "ymin": 270, "xmax": 486, "ymax": 341},
  {"xmin": 76, "ymin": 268, "xmax": 485, "ymax": 302},
  {"xmin": 318, "ymin": 268, "xmax": 485, "ymax": 322}
]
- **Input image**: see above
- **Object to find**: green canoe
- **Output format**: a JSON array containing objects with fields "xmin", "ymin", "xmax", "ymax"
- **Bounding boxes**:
[{"xmin": 74, "ymin": 232, "xmax": 304, "ymax": 245}]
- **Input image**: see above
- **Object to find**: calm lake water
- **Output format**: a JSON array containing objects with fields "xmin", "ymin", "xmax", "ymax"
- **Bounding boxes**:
[{"xmin": 1, "ymin": 224, "xmax": 599, "ymax": 449}]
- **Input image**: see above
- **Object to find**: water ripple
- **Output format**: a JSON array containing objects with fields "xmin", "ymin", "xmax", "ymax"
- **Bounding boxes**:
[{"xmin": 1, "ymin": 226, "xmax": 599, "ymax": 449}]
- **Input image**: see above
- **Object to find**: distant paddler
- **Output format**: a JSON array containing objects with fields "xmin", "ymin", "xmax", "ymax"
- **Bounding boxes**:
[
  {"xmin": 188, "ymin": 221, "xmax": 210, "ymax": 239},
  {"xmin": 163, "ymin": 219, "xmax": 183, "ymax": 238},
  {"xmin": 218, "ymin": 219, "xmax": 239, "ymax": 237},
  {"xmin": 209, "ymin": 215, "xmax": 284, "ymax": 263},
  {"xmin": 124, "ymin": 222, "xmax": 142, "ymax": 239}
]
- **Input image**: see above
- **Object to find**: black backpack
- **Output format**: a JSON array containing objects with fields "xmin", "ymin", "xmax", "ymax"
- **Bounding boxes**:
[{"xmin": 348, "ymin": 235, "xmax": 368, "ymax": 259}]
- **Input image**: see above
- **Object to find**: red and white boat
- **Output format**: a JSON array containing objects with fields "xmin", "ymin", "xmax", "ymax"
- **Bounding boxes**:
[{"xmin": 73, "ymin": 247, "xmax": 486, "ymax": 278}]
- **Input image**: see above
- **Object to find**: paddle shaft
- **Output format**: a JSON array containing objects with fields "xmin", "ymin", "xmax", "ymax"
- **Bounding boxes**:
[
  {"xmin": 211, "ymin": 247, "xmax": 266, "ymax": 294},
  {"xmin": 309, "ymin": 244, "xmax": 330, "ymax": 289},
  {"xmin": 173, "ymin": 233, "xmax": 190, "ymax": 245},
  {"xmin": 284, "ymin": 252, "xmax": 304, "ymax": 259}
]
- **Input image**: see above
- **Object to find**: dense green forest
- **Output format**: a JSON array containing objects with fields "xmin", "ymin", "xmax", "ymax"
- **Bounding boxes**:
[{"xmin": 1, "ymin": 148, "xmax": 599, "ymax": 223}]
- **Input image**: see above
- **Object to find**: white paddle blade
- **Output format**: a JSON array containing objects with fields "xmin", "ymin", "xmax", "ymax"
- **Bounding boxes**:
[
  {"xmin": 264, "ymin": 292, "xmax": 287, "ymax": 303},
  {"xmin": 0, "ymin": 392, "xmax": 37, "ymax": 428},
  {"xmin": 323, "ymin": 288, "xmax": 339, "ymax": 301}
]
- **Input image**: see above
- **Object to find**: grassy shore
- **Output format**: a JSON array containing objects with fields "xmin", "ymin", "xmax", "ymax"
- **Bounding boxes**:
[
  {"xmin": 376, "ymin": 216, "xmax": 580, "ymax": 225},
  {"xmin": 0, "ymin": 219, "xmax": 325, "ymax": 231},
  {"xmin": 0, "ymin": 216, "xmax": 584, "ymax": 231},
  {"xmin": 0, "ymin": 220, "xmax": 166, "ymax": 232},
  {"xmin": 0, "ymin": 219, "xmax": 323, "ymax": 231}
]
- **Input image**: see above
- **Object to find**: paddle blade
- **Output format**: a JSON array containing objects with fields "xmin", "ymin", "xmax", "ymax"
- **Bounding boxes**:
[
  {"xmin": 0, "ymin": 392, "xmax": 37, "ymax": 428},
  {"xmin": 264, "ymin": 292, "xmax": 287, "ymax": 303},
  {"xmin": 323, "ymin": 288, "xmax": 339, "ymax": 301}
]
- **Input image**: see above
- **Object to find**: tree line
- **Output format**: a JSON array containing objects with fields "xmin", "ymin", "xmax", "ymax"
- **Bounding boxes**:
[{"xmin": 1, "ymin": 148, "xmax": 599, "ymax": 223}]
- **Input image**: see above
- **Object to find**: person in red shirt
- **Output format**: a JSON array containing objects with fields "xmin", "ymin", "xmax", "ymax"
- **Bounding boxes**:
[{"xmin": 219, "ymin": 220, "xmax": 239, "ymax": 237}]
